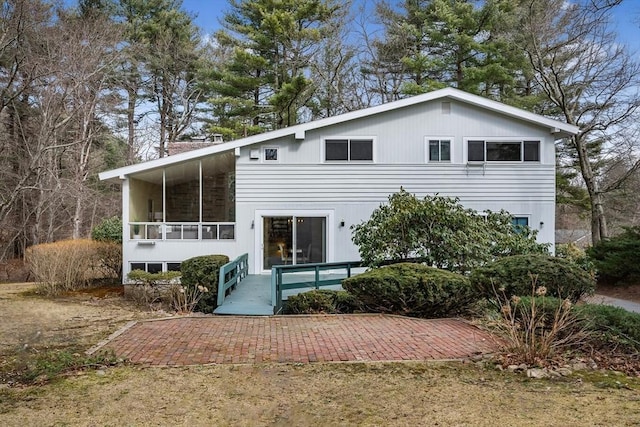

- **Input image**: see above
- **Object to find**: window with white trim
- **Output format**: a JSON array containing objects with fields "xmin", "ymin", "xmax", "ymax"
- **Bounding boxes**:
[
  {"xmin": 427, "ymin": 138, "xmax": 452, "ymax": 162},
  {"xmin": 130, "ymin": 262, "xmax": 181, "ymax": 273},
  {"xmin": 467, "ymin": 140, "xmax": 540, "ymax": 162},
  {"xmin": 263, "ymin": 147, "xmax": 279, "ymax": 161},
  {"xmin": 130, "ymin": 262, "xmax": 163, "ymax": 274},
  {"xmin": 511, "ymin": 216, "xmax": 529, "ymax": 233},
  {"xmin": 325, "ymin": 138, "xmax": 373, "ymax": 161}
]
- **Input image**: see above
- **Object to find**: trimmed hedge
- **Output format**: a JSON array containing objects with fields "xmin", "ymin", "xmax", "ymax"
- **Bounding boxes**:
[
  {"xmin": 575, "ymin": 304, "xmax": 640, "ymax": 352},
  {"xmin": 285, "ymin": 290, "xmax": 360, "ymax": 314},
  {"xmin": 127, "ymin": 270, "xmax": 181, "ymax": 286},
  {"xmin": 470, "ymin": 254, "xmax": 595, "ymax": 303},
  {"xmin": 587, "ymin": 227, "xmax": 640, "ymax": 285},
  {"xmin": 341, "ymin": 263, "xmax": 478, "ymax": 318},
  {"xmin": 180, "ymin": 254, "xmax": 229, "ymax": 313}
]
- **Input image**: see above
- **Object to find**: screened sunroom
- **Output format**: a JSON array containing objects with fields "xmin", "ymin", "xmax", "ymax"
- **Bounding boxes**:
[{"xmin": 127, "ymin": 152, "xmax": 236, "ymax": 241}]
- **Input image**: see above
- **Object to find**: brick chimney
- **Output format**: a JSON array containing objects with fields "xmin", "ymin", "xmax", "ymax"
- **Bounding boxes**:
[{"xmin": 167, "ymin": 134, "xmax": 224, "ymax": 156}]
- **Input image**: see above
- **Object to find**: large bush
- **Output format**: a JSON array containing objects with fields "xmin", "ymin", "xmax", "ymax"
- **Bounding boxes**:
[
  {"xmin": 285, "ymin": 290, "xmax": 360, "ymax": 314},
  {"xmin": 91, "ymin": 217, "xmax": 123, "ymax": 281},
  {"xmin": 470, "ymin": 254, "xmax": 595, "ymax": 303},
  {"xmin": 180, "ymin": 254, "xmax": 229, "ymax": 313},
  {"xmin": 25, "ymin": 239, "xmax": 100, "ymax": 295},
  {"xmin": 91, "ymin": 217, "xmax": 122, "ymax": 243},
  {"xmin": 575, "ymin": 303, "xmax": 640, "ymax": 352},
  {"xmin": 93, "ymin": 241, "xmax": 122, "ymax": 281},
  {"xmin": 341, "ymin": 263, "xmax": 478, "ymax": 318},
  {"xmin": 587, "ymin": 227, "xmax": 640, "ymax": 284},
  {"xmin": 351, "ymin": 189, "xmax": 547, "ymax": 274},
  {"xmin": 555, "ymin": 243, "xmax": 595, "ymax": 276}
]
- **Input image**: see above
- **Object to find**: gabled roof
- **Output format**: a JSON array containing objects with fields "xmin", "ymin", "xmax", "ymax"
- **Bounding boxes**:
[{"xmin": 99, "ymin": 87, "xmax": 580, "ymax": 182}]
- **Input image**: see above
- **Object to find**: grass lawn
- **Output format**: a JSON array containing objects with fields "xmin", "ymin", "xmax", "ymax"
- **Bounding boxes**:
[{"xmin": 1, "ymin": 282, "xmax": 639, "ymax": 426}]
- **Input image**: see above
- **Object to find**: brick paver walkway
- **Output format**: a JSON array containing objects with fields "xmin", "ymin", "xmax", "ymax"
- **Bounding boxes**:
[{"xmin": 95, "ymin": 315, "xmax": 499, "ymax": 366}]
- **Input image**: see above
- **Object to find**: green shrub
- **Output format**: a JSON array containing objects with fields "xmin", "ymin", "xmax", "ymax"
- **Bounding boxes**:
[
  {"xmin": 587, "ymin": 227, "xmax": 640, "ymax": 284},
  {"xmin": 575, "ymin": 304, "xmax": 640, "ymax": 352},
  {"xmin": 285, "ymin": 290, "xmax": 360, "ymax": 314},
  {"xmin": 180, "ymin": 254, "xmax": 229, "ymax": 313},
  {"xmin": 91, "ymin": 217, "xmax": 123, "ymax": 281},
  {"xmin": 341, "ymin": 263, "xmax": 478, "ymax": 318},
  {"xmin": 556, "ymin": 243, "xmax": 595, "ymax": 275},
  {"xmin": 127, "ymin": 270, "xmax": 181, "ymax": 286},
  {"xmin": 91, "ymin": 217, "xmax": 122, "ymax": 243},
  {"xmin": 351, "ymin": 189, "xmax": 547, "ymax": 274},
  {"xmin": 471, "ymin": 254, "xmax": 595, "ymax": 303}
]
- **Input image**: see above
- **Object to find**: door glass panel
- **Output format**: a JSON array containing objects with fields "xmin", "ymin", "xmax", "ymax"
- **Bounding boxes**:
[
  {"xmin": 263, "ymin": 217, "xmax": 292, "ymax": 269},
  {"xmin": 263, "ymin": 215, "xmax": 326, "ymax": 269},
  {"xmin": 296, "ymin": 217, "xmax": 326, "ymax": 264}
]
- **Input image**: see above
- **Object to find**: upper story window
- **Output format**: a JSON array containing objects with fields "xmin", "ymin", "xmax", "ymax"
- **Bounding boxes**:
[
  {"xmin": 325, "ymin": 138, "xmax": 373, "ymax": 161},
  {"xmin": 427, "ymin": 138, "xmax": 452, "ymax": 162},
  {"xmin": 263, "ymin": 147, "xmax": 279, "ymax": 161},
  {"xmin": 467, "ymin": 140, "xmax": 540, "ymax": 162}
]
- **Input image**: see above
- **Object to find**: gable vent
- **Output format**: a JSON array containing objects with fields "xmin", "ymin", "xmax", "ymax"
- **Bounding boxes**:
[{"xmin": 441, "ymin": 101, "xmax": 451, "ymax": 114}]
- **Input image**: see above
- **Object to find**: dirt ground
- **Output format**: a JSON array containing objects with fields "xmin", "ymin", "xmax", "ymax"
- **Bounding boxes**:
[
  {"xmin": 1, "ymin": 282, "xmax": 639, "ymax": 426},
  {"xmin": 596, "ymin": 283, "xmax": 640, "ymax": 304},
  {"xmin": 0, "ymin": 282, "xmax": 156, "ymax": 358}
]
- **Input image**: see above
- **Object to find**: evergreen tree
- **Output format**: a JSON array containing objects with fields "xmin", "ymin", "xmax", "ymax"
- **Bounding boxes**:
[
  {"xmin": 366, "ymin": 0, "xmax": 530, "ymax": 102},
  {"xmin": 206, "ymin": 0, "xmax": 343, "ymax": 139},
  {"xmin": 115, "ymin": 0, "xmax": 204, "ymax": 158}
]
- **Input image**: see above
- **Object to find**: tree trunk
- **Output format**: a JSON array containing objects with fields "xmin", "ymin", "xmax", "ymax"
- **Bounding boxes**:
[
  {"xmin": 127, "ymin": 85, "xmax": 137, "ymax": 164},
  {"xmin": 574, "ymin": 134, "xmax": 608, "ymax": 244}
]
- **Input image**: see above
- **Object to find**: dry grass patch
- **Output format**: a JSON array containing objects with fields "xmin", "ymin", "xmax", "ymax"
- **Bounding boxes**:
[
  {"xmin": 1, "ymin": 363, "xmax": 639, "ymax": 426},
  {"xmin": 0, "ymin": 282, "xmax": 160, "ymax": 384}
]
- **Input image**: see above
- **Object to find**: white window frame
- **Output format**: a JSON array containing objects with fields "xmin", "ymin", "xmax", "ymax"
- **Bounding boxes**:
[
  {"xmin": 129, "ymin": 261, "xmax": 164, "ymax": 274},
  {"xmin": 322, "ymin": 136, "xmax": 376, "ymax": 163},
  {"xmin": 511, "ymin": 215, "xmax": 532, "ymax": 233},
  {"xmin": 463, "ymin": 137, "xmax": 542, "ymax": 163},
  {"xmin": 262, "ymin": 146, "xmax": 280, "ymax": 163},
  {"xmin": 424, "ymin": 136, "xmax": 454, "ymax": 163},
  {"xmin": 254, "ymin": 209, "xmax": 335, "ymax": 273}
]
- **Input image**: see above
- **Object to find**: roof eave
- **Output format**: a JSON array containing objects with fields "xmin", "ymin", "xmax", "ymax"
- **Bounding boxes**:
[{"xmin": 99, "ymin": 88, "xmax": 579, "ymax": 181}]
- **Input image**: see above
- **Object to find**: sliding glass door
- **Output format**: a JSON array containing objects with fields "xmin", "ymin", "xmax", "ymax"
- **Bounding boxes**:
[{"xmin": 263, "ymin": 216, "xmax": 326, "ymax": 270}]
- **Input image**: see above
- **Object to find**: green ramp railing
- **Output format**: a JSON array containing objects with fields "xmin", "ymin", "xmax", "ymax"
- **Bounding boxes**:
[
  {"xmin": 271, "ymin": 260, "xmax": 364, "ymax": 314},
  {"xmin": 217, "ymin": 253, "xmax": 249, "ymax": 306}
]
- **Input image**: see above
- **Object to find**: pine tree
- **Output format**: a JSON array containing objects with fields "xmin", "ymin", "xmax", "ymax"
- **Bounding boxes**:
[{"xmin": 206, "ymin": 0, "xmax": 344, "ymax": 138}]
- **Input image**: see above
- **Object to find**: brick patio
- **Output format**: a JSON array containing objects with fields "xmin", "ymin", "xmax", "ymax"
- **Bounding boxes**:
[{"xmin": 94, "ymin": 315, "xmax": 500, "ymax": 366}]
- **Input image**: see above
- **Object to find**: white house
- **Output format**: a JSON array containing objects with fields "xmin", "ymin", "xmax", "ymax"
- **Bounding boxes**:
[{"xmin": 99, "ymin": 87, "xmax": 579, "ymax": 279}]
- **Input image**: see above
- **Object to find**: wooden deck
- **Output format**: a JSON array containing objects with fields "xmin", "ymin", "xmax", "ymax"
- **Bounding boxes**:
[{"xmin": 213, "ymin": 273, "xmax": 349, "ymax": 316}]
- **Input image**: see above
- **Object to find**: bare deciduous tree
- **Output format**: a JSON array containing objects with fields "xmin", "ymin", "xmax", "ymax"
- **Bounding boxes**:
[{"xmin": 517, "ymin": 0, "xmax": 640, "ymax": 244}]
